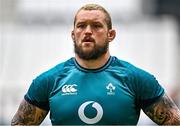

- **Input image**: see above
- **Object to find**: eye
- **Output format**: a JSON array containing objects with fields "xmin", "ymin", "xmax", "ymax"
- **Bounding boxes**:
[
  {"xmin": 76, "ymin": 23, "xmax": 86, "ymax": 29},
  {"xmin": 92, "ymin": 23, "xmax": 103, "ymax": 29}
]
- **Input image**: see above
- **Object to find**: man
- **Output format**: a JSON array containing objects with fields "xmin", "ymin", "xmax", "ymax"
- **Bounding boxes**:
[{"xmin": 11, "ymin": 3, "xmax": 180, "ymax": 125}]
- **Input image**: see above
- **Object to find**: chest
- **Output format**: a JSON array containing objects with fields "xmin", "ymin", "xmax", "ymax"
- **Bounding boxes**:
[{"xmin": 49, "ymin": 72, "xmax": 139, "ymax": 125}]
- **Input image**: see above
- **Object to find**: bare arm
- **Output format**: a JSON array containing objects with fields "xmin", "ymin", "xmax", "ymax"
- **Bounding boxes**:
[
  {"xmin": 11, "ymin": 99, "xmax": 48, "ymax": 125},
  {"xmin": 144, "ymin": 93, "xmax": 180, "ymax": 125}
]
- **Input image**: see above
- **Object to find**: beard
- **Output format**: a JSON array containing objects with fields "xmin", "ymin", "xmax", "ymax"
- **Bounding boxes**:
[{"xmin": 74, "ymin": 41, "xmax": 109, "ymax": 60}]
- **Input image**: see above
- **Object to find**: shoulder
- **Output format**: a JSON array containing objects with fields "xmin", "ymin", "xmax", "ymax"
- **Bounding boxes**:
[
  {"xmin": 111, "ymin": 56, "xmax": 164, "ymax": 92},
  {"xmin": 37, "ymin": 57, "xmax": 74, "ymax": 79},
  {"xmin": 111, "ymin": 56, "xmax": 148, "ymax": 76},
  {"xmin": 30, "ymin": 58, "xmax": 75, "ymax": 91},
  {"xmin": 25, "ymin": 58, "xmax": 75, "ymax": 100}
]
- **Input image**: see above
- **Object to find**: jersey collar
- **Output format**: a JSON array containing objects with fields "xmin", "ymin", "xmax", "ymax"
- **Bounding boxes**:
[{"xmin": 73, "ymin": 56, "xmax": 113, "ymax": 73}]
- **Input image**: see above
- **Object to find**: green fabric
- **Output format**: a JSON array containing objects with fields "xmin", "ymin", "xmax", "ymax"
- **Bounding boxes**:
[{"xmin": 25, "ymin": 56, "xmax": 164, "ymax": 125}]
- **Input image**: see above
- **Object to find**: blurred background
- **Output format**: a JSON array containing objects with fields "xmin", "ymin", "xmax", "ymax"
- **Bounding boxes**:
[{"xmin": 0, "ymin": 0, "xmax": 180, "ymax": 125}]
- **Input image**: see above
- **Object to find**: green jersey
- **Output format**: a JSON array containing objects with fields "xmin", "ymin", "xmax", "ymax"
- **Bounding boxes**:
[{"xmin": 25, "ymin": 56, "xmax": 164, "ymax": 125}]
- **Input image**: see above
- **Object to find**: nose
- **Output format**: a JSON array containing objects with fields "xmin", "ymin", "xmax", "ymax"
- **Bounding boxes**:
[{"xmin": 85, "ymin": 25, "xmax": 92, "ymax": 35}]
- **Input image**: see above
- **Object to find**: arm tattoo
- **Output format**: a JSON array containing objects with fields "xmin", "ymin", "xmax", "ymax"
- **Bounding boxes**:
[
  {"xmin": 11, "ymin": 99, "xmax": 48, "ymax": 125},
  {"xmin": 144, "ymin": 93, "xmax": 180, "ymax": 125}
]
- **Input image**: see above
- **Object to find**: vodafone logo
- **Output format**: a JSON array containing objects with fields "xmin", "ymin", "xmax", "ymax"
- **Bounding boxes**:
[{"xmin": 78, "ymin": 101, "xmax": 103, "ymax": 124}]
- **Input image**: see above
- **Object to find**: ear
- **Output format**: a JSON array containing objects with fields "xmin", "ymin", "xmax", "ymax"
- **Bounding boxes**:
[
  {"xmin": 71, "ymin": 30, "xmax": 75, "ymax": 42},
  {"xmin": 107, "ymin": 29, "xmax": 116, "ymax": 42}
]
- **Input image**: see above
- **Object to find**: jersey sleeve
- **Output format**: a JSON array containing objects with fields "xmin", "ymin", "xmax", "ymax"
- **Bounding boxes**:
[
  {"xmin": 24, "ymin": 73, "xmax": 50, "ymax": 111},
  {"xmin": 133, "ymin": 68, "xmax": 165, "ymax": 110}
]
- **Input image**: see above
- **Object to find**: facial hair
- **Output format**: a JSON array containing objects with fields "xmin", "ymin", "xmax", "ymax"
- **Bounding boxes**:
[{"xmin": 74, "ymin": 40, "xmax": 109, "ymax": 60}]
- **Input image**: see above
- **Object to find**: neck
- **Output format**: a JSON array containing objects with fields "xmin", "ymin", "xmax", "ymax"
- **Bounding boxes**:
[{"xmin": 75, "ymin": 51, "xmax": 110, "ymax": 69}]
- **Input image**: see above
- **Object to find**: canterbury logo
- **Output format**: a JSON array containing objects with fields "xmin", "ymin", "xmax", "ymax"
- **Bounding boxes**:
[{"xmin": 62, "ymin": 84, "xmax": 77, "ymax": 93}]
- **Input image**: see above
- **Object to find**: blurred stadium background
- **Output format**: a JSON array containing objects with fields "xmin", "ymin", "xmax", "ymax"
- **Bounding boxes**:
[{"xmin": 0, "ymin": 0, "xmax": 180, "ymax": 125}]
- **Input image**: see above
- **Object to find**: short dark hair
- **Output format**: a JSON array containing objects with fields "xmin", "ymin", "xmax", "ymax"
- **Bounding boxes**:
[{"xmin": 74, "ymin": 4, "xmax": 112, "ymax": 29}]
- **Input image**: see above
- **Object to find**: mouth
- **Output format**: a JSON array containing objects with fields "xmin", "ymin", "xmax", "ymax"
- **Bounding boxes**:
[{"xmin": 82, "ymin": 36, "xmax": 95, "ymax": 43}]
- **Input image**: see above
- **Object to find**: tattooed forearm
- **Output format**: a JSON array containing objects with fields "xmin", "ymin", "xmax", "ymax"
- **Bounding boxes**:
[
  {"xmin": 144, "ymin": 93, "xmax": 180, "ymax": 125},
  {"xmin": 11, "ymin": 99, "xmax": 48, "ymax": 125}
]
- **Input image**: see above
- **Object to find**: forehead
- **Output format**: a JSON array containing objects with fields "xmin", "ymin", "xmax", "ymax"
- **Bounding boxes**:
[{"xmin": 75, "ymin": 10, "xmax": 106, "ymax": 23}]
